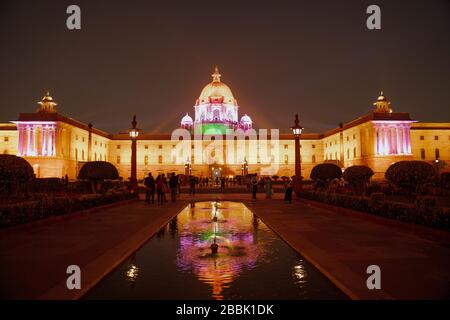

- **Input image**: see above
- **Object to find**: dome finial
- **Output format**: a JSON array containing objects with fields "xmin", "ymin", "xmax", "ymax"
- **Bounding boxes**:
[{"xmin": 212, "ymin": 65, "xmax": 221, "ymax": 82}]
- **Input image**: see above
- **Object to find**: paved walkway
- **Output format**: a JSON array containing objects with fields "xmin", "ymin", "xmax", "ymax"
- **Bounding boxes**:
[
  {"xmin": 0, "ymin": 198, "xmax": 187, "ymax": 299},
  {"xmin": 0, "ymin": 192, "xmax": 449, "ymax": 299}
]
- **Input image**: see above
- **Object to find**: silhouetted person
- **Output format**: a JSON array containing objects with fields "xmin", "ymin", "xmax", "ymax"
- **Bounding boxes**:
[
  {"xmin": 189, "ymin": 175, "xmax": 196, "ymax": 195},
  {"xmin": 169, "ymin": 172, "xmax": 178, "ymax": 202},
  {"xmin": 284, "ymin": 182, "xmax": 293, "ymax": 203},
  {"xmin": 144, "ymin": 173, "xmax": 155, "ymax": 204},
  {"xmin": 251, "ymin": 175, "xmax": 258, "ymax": 199}
]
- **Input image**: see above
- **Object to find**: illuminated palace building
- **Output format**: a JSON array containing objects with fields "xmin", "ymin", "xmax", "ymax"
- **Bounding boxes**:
[{"xmin": 0, "ymin": 67, "xmax": 449, "ymax": 180}]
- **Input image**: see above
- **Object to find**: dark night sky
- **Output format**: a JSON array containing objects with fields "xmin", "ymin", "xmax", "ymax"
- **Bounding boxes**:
[{"xmin": 0, "ymin": 0, "xmax": 449, "ymax": 134}]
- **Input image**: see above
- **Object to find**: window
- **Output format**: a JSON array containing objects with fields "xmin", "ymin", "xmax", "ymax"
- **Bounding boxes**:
[
  {"xmin": 158, "ymin": 155, "xmax": 163, "ymax": 164},
  {"xmin": 312, "ymin": 155, "xmax": 316, "ymax": 163},
  {"xmin": 347, "ymin": 149, "xmax": 350, "ymax": 159},
  {"xmin": 353, "ymin": 134, "xmax": 356, "ymax": 140},
  {"xmin": 335, "ymin": 140, "xmax": 337, "ymax": 145},
  {"xmin": 420, "ymin": 148, "xmax": 425, "ymax": 160},
  {"xmin": 284, "ymin": 155, "xmax": 288, "ymax": 164},
  {"xmin": 82, "ymin": 150, "xmax": 85, "ymax": 161},
  {"xmin": 117, "ymin": 145, "xmax": 120, "ymax": 149},
  {"xmin": 335, "ymin": 152, "xmax": 338, "ymax": 159},
  {"xmin": 420, "ymin": 136, "xmax": 424, "ymax": 140},
  {"xmin": 284, "ymin": 144, "xmax": 288, "ymax": 149},
  {"xmin": 100, "ymin": 142, "xmax": 102, "ymax": 147},
  {"xmin": 434, "ymin": 136, "xmax": 439, "ymax": 141},
  {"xmin": 95, "ymin": 141, "xmax": 97, "ymax": 146},
  {"xmin": 145, "ymin": 145, "xmax": 148, "ymax": 149},
  {"xmin": 312, "ymin": 144, "xmax": 315, "ymax": 149},
  {"xmin": 82, "ymin": 137, "xmax": 85, "ymax": 142},
  {"xmin": 144, "ymin": 155, "xmax": 148, "ymax": 165},
  {"xmin": 4, "ymin": 136, "xmax": 8, "ymax": 142},
  {"xmin": 76, "ymin": 135, "xmax": 78, "ymax": 141},
  {"xmin": 94, "ymin": 153, "xmax": 97, "ymax": 161},
  {"xmin": 158, "ymin": 145, "xmax": 162, "ymax": 149},
  {"xmin": 75, "ymin": 148, "xmax": 78, "ymax": 161},
  {"xmin": 435, "ymin": 148, "xmax": 440, "ymax": 159},
  {"xmin": 116, "ymin": 156, "xmax": 120, "ymax": 164},
  {"xmin": 346, "ymin": 136, "xmax": 349, "ymax": 142},
  {"xmin": 353, "ymin": 147, "xmax": 356, "ymax": 158},
  {"xmin": 325, "ymin": 143, "xmax": 327, "ymax": 147}
]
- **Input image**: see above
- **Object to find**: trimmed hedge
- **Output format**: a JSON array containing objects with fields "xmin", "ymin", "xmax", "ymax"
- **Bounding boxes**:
[
  {"xmin": 0, "ymin": 154, "xmax": 34, "ymax": 184},
  {"xmin": 310, "ymin": 163, "xmax": 342, "ymax": 181},
  {"xmin": 300, "ymin": 190, "xmax": 450, "ymax": 231},
  {"xmin": 0, "ymin": 191, "xmax": 137, "ymax": 228},
  {"xmin": 343, "ymin": 165, "xmax": 374, "ymax": 194},
  {"xmin": 385, "ymin": 161, "xmax": 435, "ymax": 196},
  {"xmin": 78, "ymin": 161, "xmax": 119, "ymax": 180}
]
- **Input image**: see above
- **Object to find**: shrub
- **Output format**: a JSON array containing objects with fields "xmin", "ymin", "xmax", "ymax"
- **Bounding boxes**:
[
  {"xmin": 0, "ymin": 191, "xmax": 137, "ymax": 228},
  {"xmin": 272, "ymin": 175, "xmax": 279, "ymax": 181},
  {"xmin": 300, "ymin": 190, "xmax": 450, "ymax": 231},
  {"xmin": 440, "ymin": 172, "xmax": 450, "ymax": 194},
  {"xmin": 310, "ymin": 163, "xmax": 342, "ymax": 181},
  {"xmin": 78, "ymin": 161, "xmax": 119, "ymax": 193},
  {"xmin": 0, "ymin": 154, "xmax": 34, "ymax": 185},
  {"xmin": 78, "ymin": 161, "xmax": 119, "ymax": 180},
  {"xmin": 343, "ymin": 165, "xmax": 374, "ymax": 195},
  {"xmin": 0, "ymin": 155, "xmax": 34, "ymax": 202},
  {"xmin": 385, "ymin": 161, "xmax": 435, "ymax": 197},
  {"xmin": 24, "ymin": 178, "xmax": 65, "ymax": 194}
]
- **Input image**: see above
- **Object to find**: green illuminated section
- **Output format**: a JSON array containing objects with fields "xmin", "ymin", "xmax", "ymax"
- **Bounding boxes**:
[{"xmin": 199, "ymin": 123, "xmax": 227, "ymax": 135}]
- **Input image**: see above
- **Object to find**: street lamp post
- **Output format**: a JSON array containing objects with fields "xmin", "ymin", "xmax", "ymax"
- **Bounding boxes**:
[
  {"xmin": 185, "ymin": 158, "xmax": 192, "ymax": 176},
  {"xmin": 291, "ymin": 114, "xmax": 304, "ymax": 194},
  {"xmin": 129, "ymin": 115, "xmax": 140, "ymax": 193}
]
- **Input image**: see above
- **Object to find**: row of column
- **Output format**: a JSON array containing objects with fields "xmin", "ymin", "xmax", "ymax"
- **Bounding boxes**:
[
  {"xmin": 375, "ymin": 125, "xmax": 411, "ymax": 155},
  {"xmin": 18, "ymin": 124, "xmax": 56, "ymax": 157}
]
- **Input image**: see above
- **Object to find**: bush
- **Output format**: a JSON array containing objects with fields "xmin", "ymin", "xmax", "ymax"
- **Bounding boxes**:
[
  {"xmin": 0, "ymin": 154, "xmax": 34, "ymax": 184},
  {"xmin": 24, "ymin": 178, "xmax": 65, "ymax": 194},
  {"xmin": 0, "ymin": 191, "xmax": 137, "ymax": 228},
  {"xmin": 78, "ymin": 161, "xmax": 119, "ymax": 193},
  {"xmin": 440, "ymin": 172, "xmax": 450, "ymax": 194},
  {"xmin": 300, "ymin": 190, "xmax": 450, "ymax": 231},
  {"xmin": 310, "ymin": 163, "xmax": 342, "ymax": 181},
  {"xmin": 272, "ymin": 175, "xmax": 279, "ymax": 181},
  {"xmin": 0, "ymin": 155, "xmax": 35, "ymax": 202},
  {"xmin": 385, "ymin": 161, "xmax": 435, "ymax": 197},
  {"xmin": 343, "ymin": 166, "xmax": 374, "ymax": 195},
  {"xmin": 78, "ymin": 161, "xmax": 119, "ymax": 180}
]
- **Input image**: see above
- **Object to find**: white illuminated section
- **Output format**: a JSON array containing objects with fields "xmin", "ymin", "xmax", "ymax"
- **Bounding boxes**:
[
  {"xmin": 13, "ymin": 121, "xmax": 57, "ymax": 157},
  {"xmin": 373, "ymin": 121, "xmax": 413, "ymax": 155}
]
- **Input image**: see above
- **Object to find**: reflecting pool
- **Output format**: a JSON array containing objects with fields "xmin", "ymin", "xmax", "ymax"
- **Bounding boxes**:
[{"xmin": 84, "ymin": 201, "xmax": 346, "ymax": 299}]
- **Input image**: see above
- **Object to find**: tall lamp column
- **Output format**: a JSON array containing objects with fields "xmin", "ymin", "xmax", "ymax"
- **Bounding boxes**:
[
  {"xmin": 291, "ymin": 114, "xmax": 304, "ymax": 194},
  {"xmin": 129, "ymin": 115, "xmax": 140, "ymax": 193}
]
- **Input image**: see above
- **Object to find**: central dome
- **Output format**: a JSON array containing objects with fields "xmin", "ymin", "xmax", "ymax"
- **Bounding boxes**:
[{"xmin": 196, "ymin": 66, "xmax": 237, "ymax": 105}]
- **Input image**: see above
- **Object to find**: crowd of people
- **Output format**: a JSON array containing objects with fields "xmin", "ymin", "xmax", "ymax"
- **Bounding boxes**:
[{"xmin": 142, "ymin": 172, "xmax": 294, "ymax": 205}]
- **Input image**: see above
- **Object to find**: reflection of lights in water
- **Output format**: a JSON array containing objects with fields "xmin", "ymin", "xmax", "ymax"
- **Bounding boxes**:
[
  {"xmin": 176, "ymin": 202, "xmax": 267, "ymax": 300},
  {"xmin": 292, "ymin": 261, "xmax": 307, "ymax": 286},
  {"xmin": 125, "ymin": 264, "xmax": 139, "ymax": 282}
]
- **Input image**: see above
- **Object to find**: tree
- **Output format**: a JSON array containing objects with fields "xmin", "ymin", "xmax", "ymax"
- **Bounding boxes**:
[
  {"xmin": 385, "ymin": 161, "xmax": 435, "ymax": 198},
  {"xmin": 440, "ymin": 172, "xmax": 450, "ymax": 196},
  {"xmin": 78, "ymin": 161, "xmax": 119, "ymax": 193},
  {"xmin": 310, "ymin": 163, "xmax": 342, "ymax": 191},
  {"xmin": 343, "ymin": 165, "xmax": 374, "ymax": 195},
  {"xmin": 0, "ymin": 154, "xmax": 34, "ymax": 202}
]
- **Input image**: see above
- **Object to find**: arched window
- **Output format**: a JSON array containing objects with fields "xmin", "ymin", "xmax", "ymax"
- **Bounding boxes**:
[
  {"xmin": 353, "ymin": 147, "xmax": 356, "ymax": 158},
  {"xmin": 144, "ymin": 155, "xmax": 149, "ymax": 166},
  {"xmin": 312, "ymin": 155, "xmax": 316, "ymax": 163},
  {"xmin": 116, "ymin": 156, "xmax": 120, "ymax": 164},
  {"xmin": 82, "ymin": 150, "xmax": 85, "ymax": 161},
  {"xmin": 435, "ymin": 148, "xmax": 440, "ymax": 159},
  {"xmin": 284, "ymin": 155, "xmax": 288, "ymax": 164},
  {"xmin": 347, "ymin": 149, "xmax": 350, "ymax": 159},
  {"xmin": 75, "ymin": 148, "xmax": 78, "ymax": 161},
  {"xmin": 420, "ymin": 148, "xmax": 426, "ymax": 160},
  {"xmin": 158, "ymin": 155, "xmax": 163, "ymax": 164}
]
